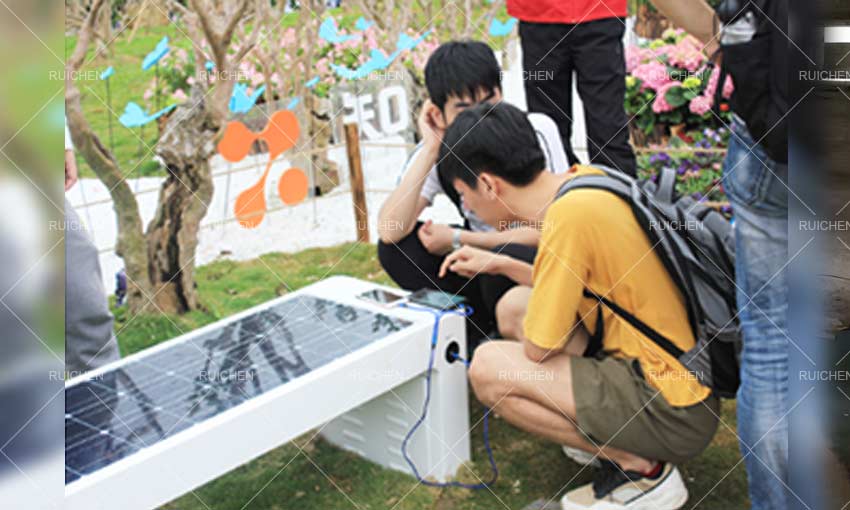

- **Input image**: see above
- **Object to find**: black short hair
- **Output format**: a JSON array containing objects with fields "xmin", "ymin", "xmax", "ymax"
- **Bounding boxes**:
[
  {"xmin": 424, "ymin": 40, "xmax": 501, "ymax": 110},
  {"xmin": 438, "ymin": 102, "xmax": 546, "ymax": 189}
]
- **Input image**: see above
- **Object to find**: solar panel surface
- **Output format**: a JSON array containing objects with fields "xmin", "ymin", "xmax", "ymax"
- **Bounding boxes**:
[{"xmin": 65, "ymin": 295, "xmax": 411, "ymax": 484}]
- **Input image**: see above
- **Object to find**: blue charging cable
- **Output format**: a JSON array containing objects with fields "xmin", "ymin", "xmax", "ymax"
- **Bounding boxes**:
[{"xmin": 398, "ymin": 302, "xmax": 499, "ymax": 489}]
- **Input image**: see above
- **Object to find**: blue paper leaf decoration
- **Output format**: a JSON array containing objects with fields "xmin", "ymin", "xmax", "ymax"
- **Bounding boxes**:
[
  {"xmin": 229, "ymin": 83, "xmax": 266, "ymax": 114},
  {"xmin": 489, "ymin": 17, "xmax": 517, "ymax": 37},
  {"xmin": 305, "ymin": 77, "xmax": 320, "ymax": 88},
  {"xmin": 142, "ymin": 37, "xmax": 169, "ymax": 71},
  {"xmin": 396, "ymin": 30, "xmax": 431, "ymax": 52},
  {"xmin": 319, "ymin": 17, "xmax": 357, "ymax": 44},
  {"xmin": 100, "ymin": 66, "xmax": 114, "ymax": 80},
  {"xmin": 354, "ymin": 16, "xmax": 373, "ymax": 31},
  {"xmin": 331, "ymin": 49, "xmax": 397, "ymax": 80},
  {"xmin": 119, "ymin": 102, "xmax": 176, "ymax": 127}
]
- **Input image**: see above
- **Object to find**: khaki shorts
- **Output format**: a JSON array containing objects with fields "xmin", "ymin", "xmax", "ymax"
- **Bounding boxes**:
[{"xmin": 571, "ymin": 355, "xmax": 720, "ymax": 464}]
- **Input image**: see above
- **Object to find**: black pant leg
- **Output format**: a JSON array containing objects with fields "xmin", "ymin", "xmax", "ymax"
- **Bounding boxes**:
[
  {"xmin": 377, "ymin": 222, "xmax": 467, "ymax": 292},
  {"xmin": 519, "ymin": 21, "xmax": 581, "ymax": 167},
  {"xmin": 376, "ymin": 224, "xmax": 494, "ymax": 341},
  {"xmin": 571, "ymin": 18, "xmax": 637, "ymax": 176}
]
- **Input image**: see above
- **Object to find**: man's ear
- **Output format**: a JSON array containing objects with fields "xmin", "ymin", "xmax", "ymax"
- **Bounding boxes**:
[
  {"xmin": 433, "ymin": 108, "xmax": 448, "ymax": 130},
  {"xmin": 479, "ymin": 173, "xmax": 500, "ymax": 199}
]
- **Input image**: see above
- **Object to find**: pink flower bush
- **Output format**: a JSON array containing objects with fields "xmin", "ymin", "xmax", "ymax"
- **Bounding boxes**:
[
  {"xmin": 632, "ymin": 60, "xmax": 671, "ymax": 92},
  {"xmin": 704, "ymin": 65, "xmax": 734, "ymax": 99},
  {"xmin": 627, "ymin": 30, "xmax": 735, "ymax": 132},
  {"xmin": 689, "ymin": 95, "xmax": 712, "ymax": 116},
  {"xmin": 653, "ymin": 82, "xmax": 680, "ymax": 113},
  {"xmin": 625, "ymin": 46, "xmax": 654, "ymax": 72},
  {"xmin": 666, "ymin": 36, "xmax": 705, "ymax": 72}
]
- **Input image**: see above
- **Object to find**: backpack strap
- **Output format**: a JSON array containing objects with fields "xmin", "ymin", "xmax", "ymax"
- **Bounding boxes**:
[
  {"xmin": 582, "ymin": 288, "xmax": 685, "ymax": 359},
  {"xmin": 556, "ymin": 173, "xmax": 698, "ymax": 311},
  {"xmin": 556, "ymin": 170, "xmax": 703, "ymax": 340},
  {"xmin": 655, "ymin": 167, "xmax": 677, "ymax": 204}
]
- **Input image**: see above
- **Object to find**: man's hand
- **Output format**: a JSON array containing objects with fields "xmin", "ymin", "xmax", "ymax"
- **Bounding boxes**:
[
  {"xmin": 417, "ymin": 99, "xmax": 445, "ymax": 153},
  {"xmin": 439, "ymin": 245, "xmax": 505, "ymax": 279},
  {"xmin": 418, "ymin": 220, "xmax": 455, "ymax": 255},
  {"xmin": 65, "ymin": 149, "xmax": 78, "ymax": 191}
]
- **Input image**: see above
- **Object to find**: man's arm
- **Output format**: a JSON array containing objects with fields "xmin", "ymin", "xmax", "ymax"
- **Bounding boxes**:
[
  {"xmin": 649, "ymin": 0, "xmax": 719, "ymax": 55},
  {"xmin": 377, "ymin": 150, "xmax": 434, "ymax": 243},
  {"xmin": 438, "ymin": 245, "xmax": 534, "ymax": 286},
  {"xmin": 418, "ymin": 224, "xmax": 542, "ymax": 256},
  {"xmin": 378, "ymin": 100, "xmax": 444, "ymax": 244},
  {"xmin": 461, "ymin": 226, "xmax": 541, "ymax": 250}
]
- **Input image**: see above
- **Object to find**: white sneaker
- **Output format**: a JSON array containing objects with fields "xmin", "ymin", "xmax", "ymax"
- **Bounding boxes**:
[
  {"xmin": 560, "ymin": 462, "xmax": 688, "ymax": 510},
  {"xmin": 562, "ymin": 445, "xmax": 601, "ymax": 467}
]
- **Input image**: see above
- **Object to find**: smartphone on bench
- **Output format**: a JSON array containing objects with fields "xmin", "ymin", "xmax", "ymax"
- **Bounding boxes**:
[
  {"xmin": 408, "ymin": 289, "xmax": 466, "ymax": 311},
  {"xmin": 357, "ymin": 289, "xmax": 406, "ymax": 308}
]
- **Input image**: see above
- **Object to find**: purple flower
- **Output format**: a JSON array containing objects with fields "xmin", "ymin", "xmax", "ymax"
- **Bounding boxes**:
[{"xmin": 650, "ymin": 152, "xmax": 671, "ymax": 165}]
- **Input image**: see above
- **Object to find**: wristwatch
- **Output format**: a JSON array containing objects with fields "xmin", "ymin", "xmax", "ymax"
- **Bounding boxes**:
[{"xmin": 452, "ymin": 228, "xmax": 463, "ymax": 251}]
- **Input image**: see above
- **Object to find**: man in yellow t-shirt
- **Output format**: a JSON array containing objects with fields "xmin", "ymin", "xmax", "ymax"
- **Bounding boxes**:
[{"xmin": 437, "ymin": 102, "xmax": 718, "ymax": 510}]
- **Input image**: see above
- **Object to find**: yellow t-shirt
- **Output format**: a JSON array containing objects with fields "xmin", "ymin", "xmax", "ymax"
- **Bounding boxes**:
[{"xmin": 523, "ymin": 165, "xmax": 711, "ymax": 407}]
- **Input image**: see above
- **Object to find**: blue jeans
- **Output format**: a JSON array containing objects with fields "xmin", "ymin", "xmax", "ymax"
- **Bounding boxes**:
[{"xmin": 722, "ymin": 117, "xmax": 789, "ymax": 510}]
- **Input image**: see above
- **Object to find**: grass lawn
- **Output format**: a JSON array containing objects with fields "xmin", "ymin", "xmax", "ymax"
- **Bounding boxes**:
[{"xmin": 113, "ymin": 242, "xmax": 749, "ymax": 510}]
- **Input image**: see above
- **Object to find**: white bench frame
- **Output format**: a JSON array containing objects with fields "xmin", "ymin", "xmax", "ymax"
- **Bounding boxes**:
[{"xmin": 65, "ymin": 276, "xmax": 471, "ymax": 510}]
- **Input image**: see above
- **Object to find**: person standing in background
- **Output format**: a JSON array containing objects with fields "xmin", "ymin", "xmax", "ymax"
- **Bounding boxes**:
[
  {"xmin": 508, "ymin": 0, "xmax": 637, "ymax": 176},
  {"xmin": 647, "ymin": 1, "xmax": 790, "ymax": 509},
  {"xmin": 65, "ymin": 121, "xmax": 121, "ymax": 376}
]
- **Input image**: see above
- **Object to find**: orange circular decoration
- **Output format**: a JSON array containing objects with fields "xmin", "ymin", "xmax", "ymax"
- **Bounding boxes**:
[
  {"xmin": 217, "ymin": 121, "xmax": 256, "ymax": 163},
  {"xmin": 277, "ymin": 168, "xmax": 309, "ymax": 205}
]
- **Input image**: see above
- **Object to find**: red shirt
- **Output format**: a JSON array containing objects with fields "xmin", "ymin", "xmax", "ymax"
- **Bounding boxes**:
[{"xmin": 507, "ymin": 0, "xmax": 627, "ymax": 24}]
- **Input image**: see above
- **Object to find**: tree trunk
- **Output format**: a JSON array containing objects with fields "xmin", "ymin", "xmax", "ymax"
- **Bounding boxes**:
[
  {"xmin": 308, "ymin": 95, "xmax": 339, "ymax": 194},
  {"xmin": 66, "ymin": 76, "xmax": 153, "ymax": 314},
  {"xmin": 148, "ymin": 87, "xmax": 216, "ymax": 314},
  {"xmin": 634, "ymin": 3, "xmax": 673, "ymax": 39}
]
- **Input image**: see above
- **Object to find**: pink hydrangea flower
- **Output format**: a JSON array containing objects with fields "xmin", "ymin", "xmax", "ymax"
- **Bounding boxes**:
[
  {"xmin": 667, "ymin": 36, "xmax": 705, "ymax": 72},
  {"xmin": 172, "ymin": 88, "xmax": 187, "ymax": 102},
  {"xmin": 704, "ymin": 66, "xmax": 735, "ymax": 99},
  {"xmin": 653, "ymin": 81, "xmax": 681, "ymax": 113},
  {"xmin": 652, "ymin": 44, "xmax": 674, "ymax": 58},
  {"xmin": 632, "ymin": 61, "xmax": 671, "ymax": 91},
  {"xmin": 722, "ymin": 74, "xmax": 734, "ymax": 98},
  {"xmin": 689, "ymin": 94, "xmax": 712, "ymax": 116},
  {"xmin": 625, "ymin": 46, "xmax": 651, "ymax": 72}
]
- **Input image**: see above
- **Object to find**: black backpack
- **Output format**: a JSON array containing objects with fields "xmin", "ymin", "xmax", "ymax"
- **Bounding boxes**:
[
  {"xmin": 714, "ymin": 0, "xmax": 787, "ymax": 163},
  {"xmin": 556, "ymin": 166, "xmax": 742, "ymax": 398}
]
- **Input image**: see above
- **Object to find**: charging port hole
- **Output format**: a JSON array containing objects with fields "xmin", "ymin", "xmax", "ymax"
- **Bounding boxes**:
[{"xmin": 445, "ymin": 341, "xmax": 460, "ymax": 364}]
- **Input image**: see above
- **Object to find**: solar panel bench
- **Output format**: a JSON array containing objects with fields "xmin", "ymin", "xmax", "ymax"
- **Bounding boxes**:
[{"xmin": 65, "ymin": 276, "xmax": 471, "ymax": 510}]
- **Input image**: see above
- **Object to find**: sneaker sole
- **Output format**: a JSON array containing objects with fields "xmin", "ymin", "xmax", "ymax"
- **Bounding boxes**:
[{"xmin": 560, "ymin": 466, "xmax": 689, "ymax": 510}]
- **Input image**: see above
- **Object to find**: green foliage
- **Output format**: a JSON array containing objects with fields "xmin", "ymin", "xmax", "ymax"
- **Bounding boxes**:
[{"xmin": 637, "ymin": 127, "xmax": 730, "ymax": 205}]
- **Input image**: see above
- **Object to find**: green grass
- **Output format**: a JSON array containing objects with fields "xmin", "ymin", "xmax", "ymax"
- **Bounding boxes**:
[{"xmin": 113, "ymin": 242, "xmax": 749, "ymax": 510}]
